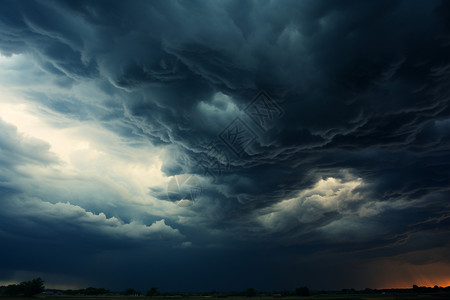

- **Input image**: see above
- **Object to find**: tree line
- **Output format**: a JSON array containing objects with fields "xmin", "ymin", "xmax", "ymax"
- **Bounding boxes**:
[
  {"xmin": 0, "ymin": 278, "xmax": 45, "ymax": 297},
  {"xmin": 0, "ymin": 278, "xmax": 310, "ymax": 298},
  {"xmin": 2, "ymin": 277, "xmax": 450, "ymax": 298},
  {"xmin": 63, "ymin": 287, "xmax": 309, "ymax": 297}
]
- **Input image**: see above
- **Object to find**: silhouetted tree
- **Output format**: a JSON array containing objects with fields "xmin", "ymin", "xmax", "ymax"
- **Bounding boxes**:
[
  {"xmin": 2, "ymin": 278, "xmax": 45, "ymax": 297},
  {"xmin": 146, "ymin": 286, "xmax": 159, "ymax": 297},
  {"xmin": 295, "ymin": 286, "xmax": 310, "ymax": 297},
  {"xmin": 63, "ymin": 289, "xmax": 79, "ymax": 295},
  {"xmin": 4, "ymin": 284, "xmax": 22, "ymax": 296},
  {"xmin": 84, "ymin": 287, "xmax": 110, "ymax": 295},
  {"xmin": 21, "ymin": 278, "xmax": 45, "ymax": 297},
  {"xmin": 124, "ymin": 288, "xmax": 139, "ymax": 295}
]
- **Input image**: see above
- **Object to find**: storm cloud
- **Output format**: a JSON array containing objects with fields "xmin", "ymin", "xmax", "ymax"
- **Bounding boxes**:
[{"xmin": 0, "ymin": 0, "xmax": 449, "ymax": 291}]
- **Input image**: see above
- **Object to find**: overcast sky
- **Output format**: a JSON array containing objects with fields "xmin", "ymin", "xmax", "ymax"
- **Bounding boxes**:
[{"xmin": 0, "ymin": 0, "xmax": 450, "ymax": 292}]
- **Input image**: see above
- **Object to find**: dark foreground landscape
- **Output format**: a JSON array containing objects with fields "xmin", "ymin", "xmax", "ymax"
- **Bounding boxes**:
[
  {"xmin": 2, "ymin": 279, "xmax": 450, "ymax": 300},
  {"xmin": 3, "ymin": 294, "xmax": 450, "ymax": 300}
]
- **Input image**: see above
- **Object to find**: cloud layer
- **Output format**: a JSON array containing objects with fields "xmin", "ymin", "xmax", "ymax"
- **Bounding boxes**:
[{"xmin": 0, "ymin": 0, "xmax": 449, "ymax": 291}]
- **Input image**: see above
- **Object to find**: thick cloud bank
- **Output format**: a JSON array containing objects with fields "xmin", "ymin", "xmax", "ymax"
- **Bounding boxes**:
[{"xmin": 0, "ymin": 0, "xmax": 449, "ymax": 291}]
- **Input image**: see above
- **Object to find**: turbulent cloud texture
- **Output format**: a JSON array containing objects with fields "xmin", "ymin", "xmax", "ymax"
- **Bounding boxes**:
[{"xmin": 0, "ymin": 0, "xmax": 449, "ymax": 291}]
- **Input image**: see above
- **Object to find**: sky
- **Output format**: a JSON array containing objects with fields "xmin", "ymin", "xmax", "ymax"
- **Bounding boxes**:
[{"xmin": 0, "ymin": 0, "xmax": 450, "ymax": 292}]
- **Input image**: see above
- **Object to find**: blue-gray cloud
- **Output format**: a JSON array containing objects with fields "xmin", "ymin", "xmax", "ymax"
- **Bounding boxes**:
[{"xmin": 0, "ymin": 0, "xmax": 450, "ymax": 291}]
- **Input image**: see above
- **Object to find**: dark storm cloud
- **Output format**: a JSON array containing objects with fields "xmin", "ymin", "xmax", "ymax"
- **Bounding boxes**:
[{"xmin": 1, "ymin": 0, "xmax": 450, "ymax": 291}]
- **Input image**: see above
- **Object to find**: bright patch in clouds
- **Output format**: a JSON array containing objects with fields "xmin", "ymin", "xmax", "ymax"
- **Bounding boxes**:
[
  {"xmin": 0, "ymin": 53, "xmax": 186, "ymax": 243},
  {"xmin": 257, "ymin": 174, "xmax": 365, "ymax": 232}
]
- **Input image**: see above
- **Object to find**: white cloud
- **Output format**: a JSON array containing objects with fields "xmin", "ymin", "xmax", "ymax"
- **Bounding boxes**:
[
  {"xmin": 8, "ymin": 198, "xmax": 184, "ymax": 240},
  {"xmin": 256, "ymin": 173, "xmax": 365, "ymax": 232}
]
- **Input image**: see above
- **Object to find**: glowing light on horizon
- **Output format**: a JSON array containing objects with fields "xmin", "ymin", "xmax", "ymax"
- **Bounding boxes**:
[{"xmin": 374, "ymin": 261, "xmax": 450, "ymax": 289}]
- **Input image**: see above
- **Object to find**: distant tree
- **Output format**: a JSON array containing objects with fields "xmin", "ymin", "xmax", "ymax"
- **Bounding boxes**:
[
  {"xmin": 295, "ymin": 286, "xmax": 310, "ymax": 297},
  {"xmin": 341, "ymin": 288, "xmax": 356, "ymax": 294},
  {"xmin": 63, "ymin": 289, "xmax": 79, "ymax": 295},
  {"xmin": 245, "ymin": 288, "xmax": 256, "ymax": 297},
  {"xmin": 4, "ymin": 284, "xmax": 22, "ymax": 296},
  {"xmin": 413, "ymin": 285, "xmax": 421, "ymax": 293},
  {"xmin": 20, "ymin": 278, "xmax": 45, "ymax": 297},
  {"xmin": 124, "ymin": 288, "xmax": 139, "ymax": 295},
  {"xmin": 146, "ymin": 286, "xmax": 159, "ymax": 297},
  {"xmin": 2, "ymin": 278, "xmax": 45, "ymax": 297},
  {"xmin": 84, "ymin": 287, "xmax": 110, "ymax": 295}
]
